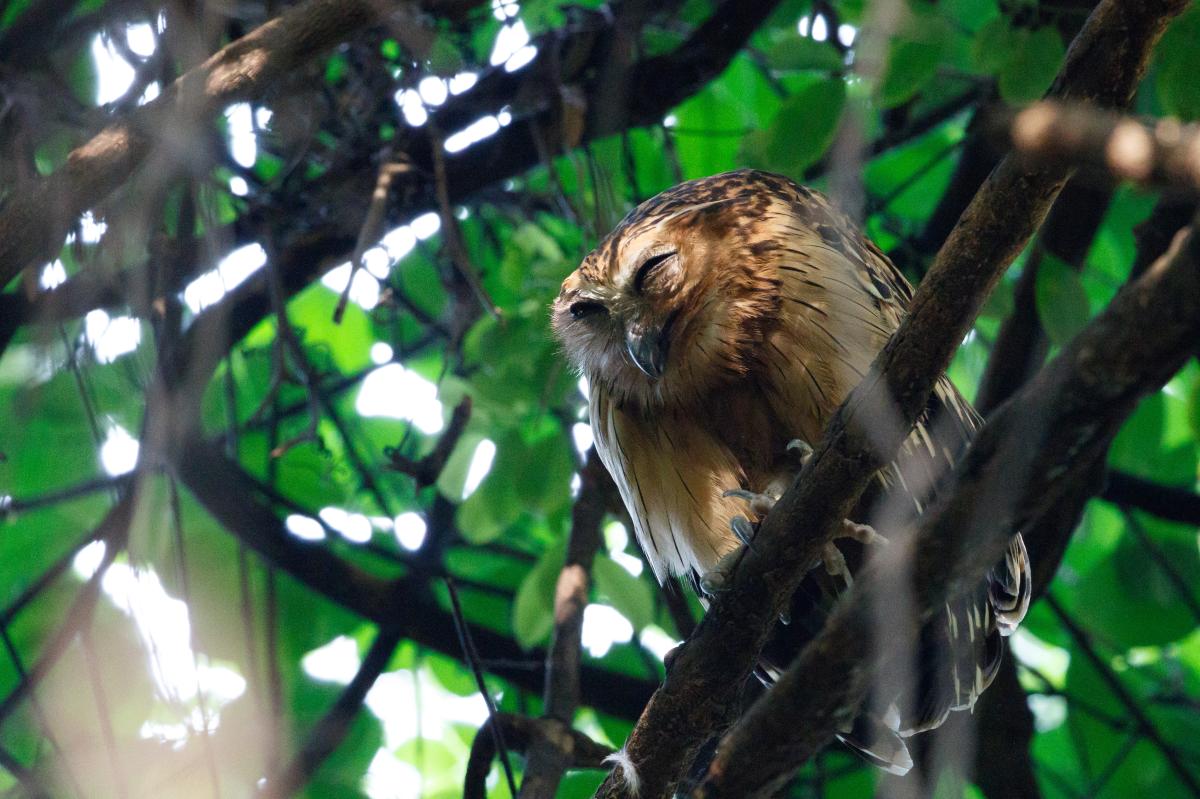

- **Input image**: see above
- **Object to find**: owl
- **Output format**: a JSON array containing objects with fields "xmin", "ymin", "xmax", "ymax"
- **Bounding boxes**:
[{"xmin": 551, "ymin": 169, "xmax": 1031, "ymax": 773}]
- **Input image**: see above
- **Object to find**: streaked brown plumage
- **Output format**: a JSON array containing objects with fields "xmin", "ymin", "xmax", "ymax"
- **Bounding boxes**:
[{"xmin": 552, "ymin": 169, "xmax": 1030, "ymax": 772}]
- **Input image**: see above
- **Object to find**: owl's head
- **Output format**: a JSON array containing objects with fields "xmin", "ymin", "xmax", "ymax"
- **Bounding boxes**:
[{"xmin": 552, "ymin": 169, "xmax": 797, "ymax": 411}]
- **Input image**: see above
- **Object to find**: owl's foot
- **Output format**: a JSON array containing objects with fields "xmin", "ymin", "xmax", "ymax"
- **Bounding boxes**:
[
  {"xmin": 722, "ymin": 489, "xmax": 777, "ymax": 518},
  {"xmin": 699, "ymin": 543, "xmax": 745, "ymax": 594}
]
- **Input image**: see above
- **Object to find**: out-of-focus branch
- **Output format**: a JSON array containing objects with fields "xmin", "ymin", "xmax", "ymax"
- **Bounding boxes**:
[
  {"xmin": 386, "ymin": 398, "xmax": 473, "ymax": 488},
  {"xmin": 594, "ymin": 1, "xmax": 1188, "ymax": 795},
  {"xmin": 0, "ymin": 0, "xmax": 475, "ymax": 291},
  {"xmin": 464, "ymin": 713, "xmax": 614, "ymax": 799},
  {"xmin": 172, "ymin": 437, "xmax": 655, "ymax": 721},
  {"xmin": 0, "ymin": 493, "xmax": 133, "ymax": 725},
  {"xmin": 1002, "ymin": 101, "xmax": 1200, "ymax": 190},
  {"xmin": 520, "ymin": 451, "xmax": 607, "ymax": 798},
  {"xmin": 697, "ymin": 204, "xmax": 1200, "ymax": 797},
  {"xmin": 259, "ymin": 623, "xmax": 405, "ymax": 799},
  {"xmin": 1102, "ymin": 471, "xmax": 1200, "ymax": 526}
]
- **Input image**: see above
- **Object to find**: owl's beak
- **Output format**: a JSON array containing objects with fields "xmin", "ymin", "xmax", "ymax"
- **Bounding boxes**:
[{"xmin": 625, "ymin": 322, "xmax": 668, "ymax": 379}]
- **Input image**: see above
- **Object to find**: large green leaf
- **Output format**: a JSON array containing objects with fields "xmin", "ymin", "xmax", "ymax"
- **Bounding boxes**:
[
  {"xmin": 592, "ymin": 554, "xmax": 655, "ymax": 632},
  {"xmin": 1034, "ymin": 254, "xmax": 1090, "ymax": 347},
  {"xmin": 512, "ymin": 538, "xmax": 566, "ymax": 649}
]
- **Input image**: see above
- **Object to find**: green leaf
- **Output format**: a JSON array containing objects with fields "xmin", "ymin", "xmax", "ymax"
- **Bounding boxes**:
[
  {"xmin": 880, "ymin": 41, "xmax": 943, "ymax": 109},
  {"xmin": 998, "ymin": 26, "xmax": 1065, "ymax": 104},
  {"xmin": 767, "ymin": 36, "xmax": 844, "ymax": 73},
  {"xmin": 592, "ymin": 555, "xmax": 655, "ymax": 632},
  {"xmin": 512, "ymin": 539, "xmax": 566, "ymax": 649},
  {"xmin": 1071, "ymin": 521, "xmax": 1200, "ymax": 649},
  {"xmin": 751, "ymin": 77, "xmax": 846, "ymax": 175},
  {"xmin": 435, "ymin": 431, "xmax": 487, "ymax": 501},
  {"xmin": 1034, "ymin": 255, "xmax": 1090, "ymax": 346},
  {"xmin": 1156, "ymin": 8, "xmax": 1200, "ymax": 120},
  {"xmin": 971, "ymin": 17, "xmax": 1013, "ymax": 74},
  {"xmin": 1188, "ymin": 372, "xmax": 1200, "ymax": 440},
  {"xmin": 287, "ymin": 283, "xmax": 373, "ymax": 374}
]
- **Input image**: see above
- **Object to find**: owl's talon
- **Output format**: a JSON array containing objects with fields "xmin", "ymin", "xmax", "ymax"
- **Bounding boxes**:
[
  {"xmin": 840, "ymin": 520, "xmax": 887, "ymax": 547},
  {"xmin": 731, "ymin": 515, "xmax": 757, "ymax": 549},
  {"xmin": 722, "ymin": 488, "xmax": 777, "ymax": 517},
  {"xmin": 699, "ymin": 568, "xmax": 729, "ymax": 595},
  {"xmin": 699, "ymin": 544, "xmax": 748, "ymax": 595},
  {"xmin": 786, "ymin": 439, "xmax": 813, "ymax": 464},
  {"xmin": 822, "ymin": 541, "xmax": 853, "ymax": 585}
]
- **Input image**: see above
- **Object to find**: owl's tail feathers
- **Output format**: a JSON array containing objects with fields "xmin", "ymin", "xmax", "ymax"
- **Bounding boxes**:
[
  {"xmin": 988, "ymin": 533, "xmax": 1032, "ymax": 636},
  {"xmin": 836, "ymin": 710, "xmax": 914, "ymax": 776}
]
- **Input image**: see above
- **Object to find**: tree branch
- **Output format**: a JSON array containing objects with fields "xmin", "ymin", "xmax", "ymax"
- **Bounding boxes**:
[
  {"xmin": 520, "ymin": 451, "xmax": 607, "ymax": 798},
  {"xmin": 593, "ymin": 1, "xmax": 1188, "ymax": 795},
  {"xmin": 172, "ymin": 437, "xmax": 655, "ymax": 721},
  {"xmin": 1004, "ymin": 101, "xmax": 1200, "ymax": 190},
  {"xmin": 697, "ymin": 204, "xmax": 1200, "ymax": 797},
  {"xmin": 0, "ymin": 0, "xmax": 437, "ymax": 291},
  {"xmin": 464, "ymin": 713, "xmax": 614, "ymax": 799},
  {"xmin": 260, "ymin": 622, "xmax": 405, "ymax": 798},
  {"xmin": 1101, "ymin": 471, "xmax": 1200, "ymax": 526}
]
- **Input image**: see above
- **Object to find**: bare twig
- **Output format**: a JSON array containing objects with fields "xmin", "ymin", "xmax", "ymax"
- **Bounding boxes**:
[
  {"xmin": 447, "ymin": 577, "xmax": 519, "ymax": 797},
  {"xmin": 0, "ymin": 494, "xmax": 133, "ymax": 726},
  {"xmin": 465, "ymin": 713, "xmax": 614, "ymax": 799},
  {"xmin": 520, "ymin": 451, "xmax": 607, "ymax": 798},
  {"xmin": 334, "ymin": 153, "xmax": 413, "ymax": 324},
  {"xmin": 259, "ymin": 623, "xmax": 405, "ymax": 798},
  {"xmin": 1046, "ymin": 596, "xmax": 1200, "ymax": 794},
  {"xmin": 429, "ymin": 122, "xmax": 501, "ymax": 319},
  {"xmin": 385, "ymin": 396, "xmax": 472, "ymax": 488}
]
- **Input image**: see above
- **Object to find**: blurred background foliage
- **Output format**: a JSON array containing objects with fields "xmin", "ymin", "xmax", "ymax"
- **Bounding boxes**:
[{"xmin": 0, "ymin": 0, "xmax": 1199, "ymax": 797}]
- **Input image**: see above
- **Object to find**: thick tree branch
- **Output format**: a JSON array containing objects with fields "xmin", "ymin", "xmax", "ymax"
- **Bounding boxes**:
[
  {"xmin": 698, "ymin": 205, "xmax": 1200, "ymax": 797},
  {"xmin": 593, "ymin": 1, "xmax": 1187, "ymax": 796}
]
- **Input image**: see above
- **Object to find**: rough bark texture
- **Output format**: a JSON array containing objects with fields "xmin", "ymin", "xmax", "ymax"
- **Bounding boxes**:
[{"xmin": 698, "ymin": 207, "xmax": 1200, "ymax": 798}]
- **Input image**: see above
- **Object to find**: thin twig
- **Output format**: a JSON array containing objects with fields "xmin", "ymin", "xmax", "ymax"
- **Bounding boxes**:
[
  {"xmin": 446, "ymin": 577, "xmax": 519, "ymax": 797},
  {"xmin": 334, "ymin": 153, "xmax": 412, "ymax": 324},
  {"xmin": 386, "ymin": 397, "xmax": 473, "ymax": 488},
  {"xmin": 260, "ymin": 623, "xmax": 405, "ymax": 798},
  {"xmin": 429, "ymin": 122, "xmax": 500, "ymax": 319},
  {"xmin": 1046, "ymin": 596, "xmax": 1200, "ymax": 794}
]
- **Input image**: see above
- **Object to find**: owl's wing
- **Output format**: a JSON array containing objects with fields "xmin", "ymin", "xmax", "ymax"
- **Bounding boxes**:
[{"xmin": 761, "ymin": 196, "xmax": 1031, "ymax": 760}]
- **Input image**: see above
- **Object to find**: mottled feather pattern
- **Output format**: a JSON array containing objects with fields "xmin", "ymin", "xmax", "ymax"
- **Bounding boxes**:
[{"xmin": 552, "ymin": 169, "xmax": 1031, "ymax": 770}]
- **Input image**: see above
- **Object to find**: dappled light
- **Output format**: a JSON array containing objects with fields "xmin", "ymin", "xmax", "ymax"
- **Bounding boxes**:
[{"xmin": 1, "ymin": 0, "xmax": 1199, "ymax": 797}]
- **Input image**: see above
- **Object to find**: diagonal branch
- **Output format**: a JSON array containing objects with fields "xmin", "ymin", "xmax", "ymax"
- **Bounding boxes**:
[
  {"xmin": 592, "ymin": 1, "xmax": 1189, "ymax": 795},
  {"xmin": 172, "ymin": 436, "xmax": 655, "ymax": 720},
  {"xmin": 697, "ymin": 205, "xmax": 1200, "ymax": 796},
  {"xmin": 260, "ymin": 622, "xmax": 405, "ymax": 798},
  {"xmin": 519, "ymin": 451, "xmax": 608, "ymax": 798},
  {"xmin": 0, "ymin": 0, "xmax": 478, "ymax": 291}
]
